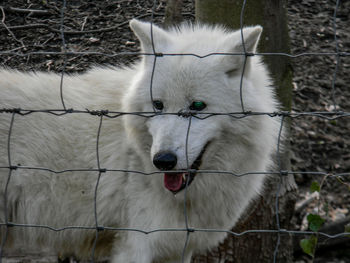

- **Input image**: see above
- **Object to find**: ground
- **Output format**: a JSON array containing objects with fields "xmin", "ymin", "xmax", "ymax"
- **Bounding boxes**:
[{"xmin": 0, "ymin": 0, "xmax": 349, "ymax": 262}]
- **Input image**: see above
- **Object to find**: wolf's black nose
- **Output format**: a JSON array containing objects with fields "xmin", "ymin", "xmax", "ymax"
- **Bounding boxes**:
[{"xmin": 153, "ymin": 152, "xmax": 177, "ymax": 170}]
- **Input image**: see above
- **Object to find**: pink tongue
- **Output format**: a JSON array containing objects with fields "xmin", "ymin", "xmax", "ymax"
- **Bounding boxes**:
[{"xmin": 164, "ymin": 173, "xmax": 184, "ymax": 192}]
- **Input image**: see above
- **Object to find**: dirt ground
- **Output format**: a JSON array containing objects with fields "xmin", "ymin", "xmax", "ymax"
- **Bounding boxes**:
[{"xmin": 0, "ymin": 0, "xmax": 349, "ymax": 262}]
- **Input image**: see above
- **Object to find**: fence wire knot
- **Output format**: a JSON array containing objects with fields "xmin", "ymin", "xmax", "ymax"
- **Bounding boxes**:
[
  {"xmin": 187, "ymin": 228, "xmax": 195, "ymax": 233},
  {"xmin": 154, "ymin": 52, "xmax": 163, "ymax": 57},
  {"xmin": 86, "ymin": 109, "xmax": 109, "ymax": 116},
  {"xmin": 96, "ymin": 226, "xmax": 105, "ymax": 232},
  {"xmin": 186, "ymin": 169, "xmax": 197, "ymax": 174},
  {"xmin": 279, "ymin": 170, "xmax": 289, "ymax": 176},
  {"xmin": 177, "ymin": 109, "xmax": 193, "ymax": 118},
  {"xmin": 1, "ymin": 108, "xmax": 21, "ymax": 114}
]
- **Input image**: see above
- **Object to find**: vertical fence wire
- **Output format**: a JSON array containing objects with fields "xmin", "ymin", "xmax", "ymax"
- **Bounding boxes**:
[
  {"xmin": 182, "ymin": 115, "xmax": 193, "ymax": 263},
  {"xmin": 149, "ymin": 0, "xmax": 159, "ymax": 112},
  {"xmin": 330, "ymin": 0, "xmax": 341, "ymax": 111},
  {"xmin": 0, "ymin": 112, "xmax": 16, "ymax": 263},
  {"xmin": 90, "ymin": 115, "xmax": 104, "ymax": 263},
  {"xmin": 273, "ymin": 115, "xmax": 286, "ymax": 262},
  {"xmin": 0, "ymin": 0, "xmax": 349, "ymax": 262},
  {"xmin": 59, "ymin": 0, "xmax": 68, "ymax": 110},
  {"xmin": 239, "ymin": 0, "xmax": 248, "ymax": 113}
]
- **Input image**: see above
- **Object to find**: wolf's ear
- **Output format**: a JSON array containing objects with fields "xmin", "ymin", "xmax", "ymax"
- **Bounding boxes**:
[
  {"xmin": 221, "ymin": 26, "xmax": 262, "ymax": 75},
  {"xmin": 236, "ymin": 26, "xmax": 262, "ymax": 53},
  {"xmin": 129, "ymin": 19, "xmax": 169, "ymax": 53}
]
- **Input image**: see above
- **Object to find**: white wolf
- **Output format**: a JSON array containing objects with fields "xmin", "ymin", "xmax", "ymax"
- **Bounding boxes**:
[{"xmin": 0, "ymin": 19, "xmax": 280, "ymax": 262}]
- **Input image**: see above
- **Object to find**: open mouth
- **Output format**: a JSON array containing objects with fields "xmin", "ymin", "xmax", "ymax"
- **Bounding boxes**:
[{"xmin": 163, "ymin": 143, "xmax": 209, "ymax": 194}]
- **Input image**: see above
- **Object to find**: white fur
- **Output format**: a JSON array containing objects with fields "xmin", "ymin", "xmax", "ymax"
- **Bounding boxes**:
[{"xmin": 0, "ymin": 20, "xmax": 280, "ymax": 262}]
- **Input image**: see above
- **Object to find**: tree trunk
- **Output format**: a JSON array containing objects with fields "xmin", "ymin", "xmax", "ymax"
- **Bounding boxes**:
[
  {"xmin": 193, "ymin": 0, "xmax": 297, "ymax": 262},
  {"xmin": 195, "ymin": 0, "xmax": 293, "ymax": 111},
  {"xmin": 163, "ymin": 0, "xmax": 184, "ymax": 27}
]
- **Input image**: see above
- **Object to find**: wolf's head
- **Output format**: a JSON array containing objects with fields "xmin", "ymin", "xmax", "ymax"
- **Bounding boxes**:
[{"xmin": 122, "ymin": 20, "xmax": 278, "ymax": 195}]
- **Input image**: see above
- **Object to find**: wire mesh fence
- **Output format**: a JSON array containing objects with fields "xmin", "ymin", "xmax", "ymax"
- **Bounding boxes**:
[{"xmin": 0, "ymin": 0, "xmax": 349, "ymax": 262}]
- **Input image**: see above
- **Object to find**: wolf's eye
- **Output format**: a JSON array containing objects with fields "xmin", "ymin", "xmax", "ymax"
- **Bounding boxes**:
[
  {"xmin": 190, "ymin": 101, "xmax": 206, "ymax": 111},
  {"xmin": 153, "ymin": 100, "xmax": 164, "ymax": 111}
]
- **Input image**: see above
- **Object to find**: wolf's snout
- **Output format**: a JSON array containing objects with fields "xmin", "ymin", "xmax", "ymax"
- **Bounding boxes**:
[{"xmin": 153, "ymin": 152, "xmax": 177, "ymax": 170}]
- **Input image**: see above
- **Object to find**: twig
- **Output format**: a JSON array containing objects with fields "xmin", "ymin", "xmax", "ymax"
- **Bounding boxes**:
[
  {"xmin": 81, "ymin": 16, "xmax": 88, "ymax": 31},
  {"xmin": 1, "ymin": 6, "xmax": 50, "ymax": 16},
  {"xmin": 294, "ymin": 192, "xmax": 319, "ymax": 215},
  {"xmin": 0, "ymin": 6, "xmax": 26, "ymax": 48},
  {"xmin": 0, "ymin": 23, "xmax": 51, "ymax": 32}
]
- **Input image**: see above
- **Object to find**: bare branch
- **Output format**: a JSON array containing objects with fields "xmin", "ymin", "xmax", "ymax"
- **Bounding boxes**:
[
  {"xmin": 0, "ymin": 6, "xmax": 26, "ymax": 48},
  {"xmin": 1, "ymin": 6, "xmax": 51, "ymax": 16}
]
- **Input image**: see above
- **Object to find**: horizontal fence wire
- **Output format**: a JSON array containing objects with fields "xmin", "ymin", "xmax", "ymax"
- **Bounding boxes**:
[
  {"xmin": 0, "ymin": 50, "xmax": 349, "ymax": 58},
  {"xmin": 0, "ymin": 0, "xmax": 350, "ymax": 262}
]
